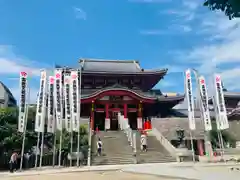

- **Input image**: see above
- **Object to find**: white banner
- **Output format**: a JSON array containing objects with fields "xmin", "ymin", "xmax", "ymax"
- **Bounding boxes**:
[
  {"xmin": 185, "ymin": 69, "xmax": 196, "ymax": 130},
  {"xmin": 198, "ymin": 76, "xmax": 212, "ymax": 131},
  {"xmin": 64, "ymin": 74, "xmax": 72, "ymax": 132},
  {"xmin": 47, "ymin": 76, "xmax": 55, "ymax": 133},
  {"xmin": 35, "ymin": 70, "xmax": 47, "ymax": 132},
  {"xmin": 18, "ymin": 71, "xmax": 28, "ymax": 132},
  {"xmin": 54, "ymin": 69, "xmax": 63, "ymax": 130},
  {"xmin": 214, "ymin": 74, "xmax": 229, "ymax": 130},
  {"xmin": 70, "ymin": 71, "xmax": 80, "ymax": 132}
]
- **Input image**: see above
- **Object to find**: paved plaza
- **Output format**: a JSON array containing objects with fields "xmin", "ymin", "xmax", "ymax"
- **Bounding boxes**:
[
  {"xmin": 0, "ymin": 171, "xmax": 186, "ymax": 180},
  {"xmin": 1, "ymin": 162, "xmax": 240, "ymax": 180}
]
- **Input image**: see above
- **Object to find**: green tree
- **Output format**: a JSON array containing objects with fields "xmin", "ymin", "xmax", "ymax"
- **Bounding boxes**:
[
  {"xmin": 0, "ymin": 107, "xmax": 38, "ymax": 156},
  {"xmin": 55, "ymin": 125, "xmax": 89, "ymax": 153},
  {"xmin": 0, "ymin": 107, "xmax": 89, "ymax": 159},
  {"xmin": 210, "ymin": 120, "xmax": 235, "ymax": 149},
  {"xmin": 204, "ymin": 0, "xmax": 240, "ymax": 19}
]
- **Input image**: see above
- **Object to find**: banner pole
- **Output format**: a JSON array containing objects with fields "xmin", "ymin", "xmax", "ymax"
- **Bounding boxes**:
[
  {"xmin": 39, "ymin": 131, "xmax": 44, "ymax": 168},
  {"xmin": 52, "ymin": 111, "xmax": 57, "ymax": 167},
  {"xmin": 77, "ymin": 69, "xmax": 82, "ymax": 167},
  {"xmin": 219, "ymin": 130, "xmax": 225, "ymax": 159},
  {"xmin": 35, "ymin": 132, "xmax": 40, "ymax": 168},
  {"xmin": 189, "ymin": 130, "xmax": 195, "ymax": 162},
  {"xmin": 70, "ymin": 131, "xmax": 73, "ymax": 167},
  {"xmin": 52, "ymin": 131, "xmax": 57, "ymax": 167},
  {"xmin": 20, "ymin": 87, "xmax": 30, "ymax": 171},
  {"xmin": 58, "ymin": 130, "xmax": 62, "ymax": 167}
]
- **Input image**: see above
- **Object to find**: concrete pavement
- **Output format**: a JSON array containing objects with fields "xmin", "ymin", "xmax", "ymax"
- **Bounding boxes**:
[{"xmin": 1, "ymin": 162, "xmax": 240, "ymax": 180}]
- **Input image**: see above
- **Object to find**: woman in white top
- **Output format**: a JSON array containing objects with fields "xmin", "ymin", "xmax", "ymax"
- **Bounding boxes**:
[
  {"xmin": 141, "ymin": 133, "xmax": 147, "ymax": 152},
  {"xmin": 97, "ymin": 138, "xmax": 103, "ymax": 156}
]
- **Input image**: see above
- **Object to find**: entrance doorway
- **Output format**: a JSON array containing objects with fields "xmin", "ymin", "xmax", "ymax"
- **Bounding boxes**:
[
  {"xmin": 110, "ymin": 111, "xmax": 119, "ymax": 130},
  {"xmin": 94, "ymin": 112, "xmax": 105, "ymax": 130},
  {"xmin": 128, "ymin": 112, "xmax": 137, "ymax": 130}
]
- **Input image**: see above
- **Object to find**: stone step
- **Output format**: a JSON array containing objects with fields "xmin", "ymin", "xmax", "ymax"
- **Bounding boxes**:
[
  {"xmin": 135, "ymin": 132, "xmax": 176, "ymax": 163},
  {"xmin": 91, "ymin": 159, "xmax": 134, "ymax": 165},
  {"xmin": 91, "ymin": 131, "xmax": 135, "ymax": 165}
]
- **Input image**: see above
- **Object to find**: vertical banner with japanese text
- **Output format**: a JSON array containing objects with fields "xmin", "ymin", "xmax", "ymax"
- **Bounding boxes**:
[
  {"xmin": 214, "ymin": 74, "xmax": 229, "ymax": 130},
  {"xmin": 70, "ymin": 71, "xmax": 80, "ymax": 132},
  {"xmin": 18, "ymin": 71, "xmax": 28, "ymax": 132},
  {"xmin": 64, "ymin": 74, "xmax": 72, "ymax": 132},
  {"xmin": 47, "ymin": 76, "xmax": 55, "ymax": 133},
  {"xmin": 198, "ymin": 76, "xmax": 212, "ymax": 131},
  {"xmin": 185, "ymin": 69, "xmax": 196, "ymax": 130},
  {"xmin": 35, "ymin": 70, "xmax": 47, "ymax": 132},
  {"xmin": 54, "ymin": 69, "xmax": 63, "ymax": 130}
]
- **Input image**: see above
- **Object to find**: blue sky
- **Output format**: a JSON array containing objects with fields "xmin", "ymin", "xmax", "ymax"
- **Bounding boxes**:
[{"xmin": 0, "ymin": 0, "xmax": 240, "ymax": 103}]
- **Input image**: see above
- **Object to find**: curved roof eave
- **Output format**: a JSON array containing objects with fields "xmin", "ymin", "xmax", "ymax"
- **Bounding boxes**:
[
  {"xmin": 81, "ymin": 69, "xmax": 168, "ymax": 75},
  {"xmin": 157, "ymin": 94, "xmax": 185, "ymax": 102},
  {"xmin": 81, "ymin": 88, "xmax": 157, "ymax": 103},
  {"xmin": 209, "ymin": 92, "xmax": 240, "ymax": 103}
]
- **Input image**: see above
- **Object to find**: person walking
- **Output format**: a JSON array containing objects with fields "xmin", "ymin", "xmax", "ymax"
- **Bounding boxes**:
[
  {"xmin": 24, "ymin": 151, "xmax": 31, "ymax": 169},
  {"xmin": 9, "ymin": 151, "xmax": 18, "ymax": 173},
  {"xmin": 141, "ymin": 131, "xmax": 147, "ymax": 152},
  {"xmin": 97, "ymin": 138, "xmax": 103, "ymax": 156}
]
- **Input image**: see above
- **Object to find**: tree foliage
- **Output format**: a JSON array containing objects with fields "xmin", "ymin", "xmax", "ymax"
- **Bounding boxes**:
[
  {"xmin": 210, "ymin": 120, "xmax": 235, "ymax": 148},
  {"xmin": 0, "ymin": 107, "xmax": 89, "ymax": 158},
  {"xmin": 204, "ymin": 0, "xmax": 240, "ymax": 19}
]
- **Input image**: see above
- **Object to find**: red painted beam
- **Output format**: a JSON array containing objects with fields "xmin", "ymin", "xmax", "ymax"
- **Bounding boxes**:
[{"xmin": 81, "ymin": 90, "xmax": 156, "ymax": 103}]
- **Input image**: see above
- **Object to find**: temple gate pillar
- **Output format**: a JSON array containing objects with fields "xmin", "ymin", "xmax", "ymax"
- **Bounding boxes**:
[
  {"xmin": 137, "ymin": 102, "xmax": 143, "ymax": 129},
  {"xmin": 197, "ymin": 140, "xmax": 204, "ymax": 156},
  {"xmin": 91, "ymin": 101, "xmax": 95, "ymax": 131},
  {"xmin": 105, "ymin": 104, "xmax": 110, "ymax": 130},
  {"xmin": 124, "ymin": 104, "xmax": 128, "ymax": 122}
]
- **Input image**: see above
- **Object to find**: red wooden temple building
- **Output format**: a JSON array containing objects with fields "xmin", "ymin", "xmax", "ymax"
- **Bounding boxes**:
[{"xmin": 61, "ymin": 59, "xmax": 184, "ymax": 131}]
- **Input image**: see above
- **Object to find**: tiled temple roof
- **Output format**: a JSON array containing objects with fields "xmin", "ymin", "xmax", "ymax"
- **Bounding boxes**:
[{"xmin": 79, "ymin": 59, "xmax": 168, "ymax": 74}]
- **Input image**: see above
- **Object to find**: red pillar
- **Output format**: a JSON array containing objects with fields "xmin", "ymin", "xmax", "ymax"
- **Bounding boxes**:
[
  {"xmin": 124, "ymin": 104, "xmax": 127, "ymax": 119},
  {"xmin": 91, "ymin": 101, "xmax": 94, "ymax": 131},
  {"xmin": 198, "ymin": 140, "xmax": 204, "ymax": 156},
  {"xmin": 137, "ymin": 102, "xmax": 143, "ymax": 129},
  {"xmin": 105, "ymin": 103, "xmax": 110, "ymax": 130},
  {"xmin": 105, "ymin": 104, "xmax": 109, "ymax": 119}
]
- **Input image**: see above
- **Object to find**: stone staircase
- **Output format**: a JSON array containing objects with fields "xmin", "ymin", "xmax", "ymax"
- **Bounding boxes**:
[
  {"xmin": 135, "ymin": 131, "xmax": 176, "ymax": 163},
  {"xmin": 91, "ymin": 131, "xmax": 135, "ymax": 165}
]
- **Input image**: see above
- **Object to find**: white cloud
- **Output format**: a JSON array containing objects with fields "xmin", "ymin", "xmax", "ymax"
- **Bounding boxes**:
[
  {"xmin": 182, "ymin": 0, "xmax": 200, "ymax": 10},
  {"xmin": 73, "ymin": 7, "xmax": 87, "ymax": 20},
  {"xmin": 0, "ymin": 45, "xmax": 52, "ymax": 104},
  {"xmin": 0, "ymin": 45, "xmax": 50, "ymax": 76},
  {"xmin": 161, "ymin": 64, "xmax": 186, "ymax": 73},
  {"xmin": 140, "ymin": 29, "xmax": 166, "ymax": 35},
  {"xmin": 161, "ymin": 9, "xmax": 195, "ymax": 22},
  {"xmin": 140, "ymin": 24, "xmax": 191, "ymax": 35},
  {"xmin": 172, "ymin": 3, "xmax": 240, "ymax": 91}
]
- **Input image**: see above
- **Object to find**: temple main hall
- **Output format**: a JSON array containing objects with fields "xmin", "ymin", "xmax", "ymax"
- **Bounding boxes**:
[{"xmin": 61, "ymin": 59, "xmax": 184, "ymax": 131}]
